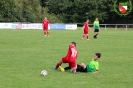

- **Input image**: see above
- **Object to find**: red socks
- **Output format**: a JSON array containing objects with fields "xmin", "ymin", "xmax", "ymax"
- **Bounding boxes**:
[
  {"xmin": 47, "ymin": 31, "xmax": 50, "ymax": 36},
  {"xmin": 82, "ymin": 35, "xmax": 84, "ymax": 39},
  {"xmin": 56, "ymin": 62, "xmax": 62, "ymax": 69},
  {"xmin": 44, "ymin": 32, "xmax": 46, "ymax": 35},
  {"xmin": 86, "ymin": 36, "xmax": 88, "ymax": 39},
  {"xmin": 44, "ymin": 31, "xmax": 50, "ymax": 36}
]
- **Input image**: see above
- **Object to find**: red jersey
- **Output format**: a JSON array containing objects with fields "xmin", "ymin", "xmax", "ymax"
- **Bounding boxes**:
[
  {"xmin": 66, "ymin": 44, "xmax": 78, "ymax": 59},
  {"xmin": 42, "ymin": 19, "xmax": 49, "ymax": 27},
  {"xmin": 83, "ymin": 22, "xmax": 89, "ymax": 30}
]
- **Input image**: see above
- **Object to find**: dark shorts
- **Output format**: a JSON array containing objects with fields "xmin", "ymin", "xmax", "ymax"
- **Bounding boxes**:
[
  {"xmin": 76, "ymin": 64, "xmax": 87, "ymax": 72},
  {"xmin": 94, "ymin": 29, "xmax": 99, "ymax": 32}
]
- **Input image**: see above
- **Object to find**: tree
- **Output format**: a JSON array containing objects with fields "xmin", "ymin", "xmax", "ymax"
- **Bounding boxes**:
[
  {"xmin": 0, "ymin": 0, "xmax": 44, "ymax": 22},
  {"xmin": 0, "ymin": 0, "xmax": 132, "ymax": 23},
  {"xmin": 40, "ymin": 0, "xmax": 49, "ymax": 7},
  {"xmin": 47, "ymin": 0, "xmax": 108, "ymax": 23},
  {"xmin": 22, "ymin": 0, "xmax": 43, "ymax": 22},
  {"xmin": 0, "ymin": 0, "xmax": 23, "ymax": 22}
]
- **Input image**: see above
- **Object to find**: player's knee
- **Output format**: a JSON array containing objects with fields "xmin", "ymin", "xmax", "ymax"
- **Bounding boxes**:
[
  {"xmin": 81, "ymin": 63, "xmax": 84, "ymax": 65},
  {"xmin": 59, "ymin": 60, "xmax": 63, "ymax": 63}
]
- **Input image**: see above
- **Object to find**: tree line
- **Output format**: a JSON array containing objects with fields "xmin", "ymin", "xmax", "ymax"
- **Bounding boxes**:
[{"xmin": 0, "ymin": 0, "xmax": 133, "ymax": 24}]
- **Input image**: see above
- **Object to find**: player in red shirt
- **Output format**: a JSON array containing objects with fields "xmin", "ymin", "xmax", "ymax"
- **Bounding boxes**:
[
  {"xmin": 81, "ymin": 19, "xmax": 89, "ymax": 40},
  {"xmin": 54, "ymin": 42, "xmax": 78, "ymax": 73},
  {"xmin": 42, "ymin": 17, "xmax": 50, "ymax": 36}
]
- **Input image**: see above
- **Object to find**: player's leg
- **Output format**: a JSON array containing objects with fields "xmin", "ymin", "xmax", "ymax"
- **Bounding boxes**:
[
  {"xmin": 54, "ymin": 57, "xmax": 65, "ymax": 69},
  {"xmin": 76, "ymin": 64, "xmax": 84, "ymax": 72},
  {"xmin": 78, "ymin": 63, "xmax": 87, "ymax": 72},
  {"xmin": 64, "ymin": 64, "xmax": 80, "ymax": 71},
  {"xmin": 93, "ymin": 30, "xmax": 97, "ymax": 39},
  {"xmin": 43, "ymin": 29, "xmax": 47, "ymax": 36},
  {"xmin": 54, "ymin": 57, "xmax": 67, "ymax": 70},
  {"xmin": 94, "ymin": 29, "xmax": 99, "ymax": 39},
  {"xmin": 47, "ymin": 30, "xmax": 50, "ymax": 36},
  {"xmin": 82, "ymin": 33, "xmax": 85, "ymax": 39},
  {"xmin": 69, "ymin": 62, "xmax": 77, "ymax": 74},
  {"xmin": 95, "ymin": 32, "xmax": 98, "ymax": 37},
  {"xmin": 46, "ymin": 27, "xmax": 50, "ymax": 36},
  {"xmin": 80, "ymin": 63, "xmax": 86, "ymax": 69},
  {"xmin": 84, "ymin": 30, "xmax": 89, "ymax": 40},
  {"xmin": 71, "ymin": 67, "xmax": 77, "ymax": 74},
  {"xmin": 54, "ymin": 60, "xmax": 63, "ymax": 70},
  {"xmin": 58, "ymin": 57, "xmax": 69, "ymax": 72},
  {"xmin": 64, "ymin": 66, "xmax": 71, "ymax": 71},
  {"xmin": 85, "ymin": 34, "xmax": 89, "ymax": 40}
]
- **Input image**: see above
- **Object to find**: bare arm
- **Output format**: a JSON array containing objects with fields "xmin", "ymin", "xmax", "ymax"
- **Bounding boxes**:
[
  {"xmin": 42, "ymin": 23, "xmax": 44, "ymax": 27},
  {"xmin": 91, "ymin": 70, "xmax": 99, "ymax": 74}
]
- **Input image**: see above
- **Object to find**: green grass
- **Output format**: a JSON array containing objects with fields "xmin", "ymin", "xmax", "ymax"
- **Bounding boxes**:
[{"xmin": 0, "ymin": 29, "xmax": 133, "ymax": 88}]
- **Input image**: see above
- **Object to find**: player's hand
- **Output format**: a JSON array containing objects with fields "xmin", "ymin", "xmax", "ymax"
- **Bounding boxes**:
[{"xmin": 91, "ymin": 70, "xmax": 99, "ymax": 74}]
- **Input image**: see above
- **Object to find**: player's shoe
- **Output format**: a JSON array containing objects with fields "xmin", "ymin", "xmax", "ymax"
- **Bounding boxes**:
[
  {"xmin": 94, "ymin": 37, "xmax": 97, "ymax": 39},
  {"xmin": 53, "ymin": 68, "xmax": 57, "ymax": 70},
  {"xmin": 72, "ymin": 70, "xmax": 76, "ymax": 74},
  {"xmin": 93, "ymin": 36, "xmax": 97, "ymax": 39},
  {"xmin": 59, "ymin": 66, "xmax": 65, "ymax": 72}
]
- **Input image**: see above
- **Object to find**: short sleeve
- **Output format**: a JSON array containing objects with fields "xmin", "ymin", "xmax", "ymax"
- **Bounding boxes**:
[{"xmin": 95, "ymin": 62, "xmax": 99, "ymax": 70}]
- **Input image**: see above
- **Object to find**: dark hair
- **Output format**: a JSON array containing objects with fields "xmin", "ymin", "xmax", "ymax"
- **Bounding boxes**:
[
  {"xmin": 95, "ymin": 53, "xmax": 101, "ymax": 58},
  {"xmin": 71, "ymin": 41, "xmax": 76, "ymax": 46}
]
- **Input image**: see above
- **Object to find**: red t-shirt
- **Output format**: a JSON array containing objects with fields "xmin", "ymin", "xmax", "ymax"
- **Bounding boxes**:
[
  {"xmin": 66, "ymin": 44, "xmax": 78, "ymax": 59},
  {"xmin": 84, "ymin": 22, "xmax": 89, "ymax": 30},
  {"xmin": 42, "ymin": 19, "xmax": 49, "ymax": 27}
]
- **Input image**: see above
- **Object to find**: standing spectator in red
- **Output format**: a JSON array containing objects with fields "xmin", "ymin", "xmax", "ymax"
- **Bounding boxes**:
[
  {"xmin": 54, "ymin": 42, "xmax": 78, "ymax": 74},
  {"xmin": 42, "ymin": 17, "xmax": 50, "ymax": 36},
  {"xmin": 81, "ymin": 19, "xmax": 89, "ymax": 40}
]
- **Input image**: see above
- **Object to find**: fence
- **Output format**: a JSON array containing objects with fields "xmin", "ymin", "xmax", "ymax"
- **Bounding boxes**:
[
  {"xmin": 100, "ymin": 24, "xmax": 133, "ymax": 30},
  {"xmin": 83, "ymin": 24, "xmax": 133, "ymax": 30},
  {"xmin": 0, "ymin": 23, "xmax": 77, "ymax": 30},
  {"xmin": 0, "ymin": 22, "xmax": 133, "ymax": 30}
]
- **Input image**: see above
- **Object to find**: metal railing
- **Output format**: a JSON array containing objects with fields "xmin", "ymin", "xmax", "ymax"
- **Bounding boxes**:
[
  {"xmin": 100, "ymin": 24, "xmax": 133, "ymax": 30},
  {"xmin": 87, "ymin": 24, "xmax": 133, "ymax": 30}
]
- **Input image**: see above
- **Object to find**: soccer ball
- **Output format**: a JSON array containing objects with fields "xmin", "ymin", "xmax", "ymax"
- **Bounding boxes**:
[{"xmin": 41, "ymin": 70, "xmax": 47, "ymax": 76}]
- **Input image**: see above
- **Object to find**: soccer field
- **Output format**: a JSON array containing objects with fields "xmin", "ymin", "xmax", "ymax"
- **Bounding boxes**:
[{"xmin": 0, "ymin": 29, "xmax": 133, "ymax": 88}]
